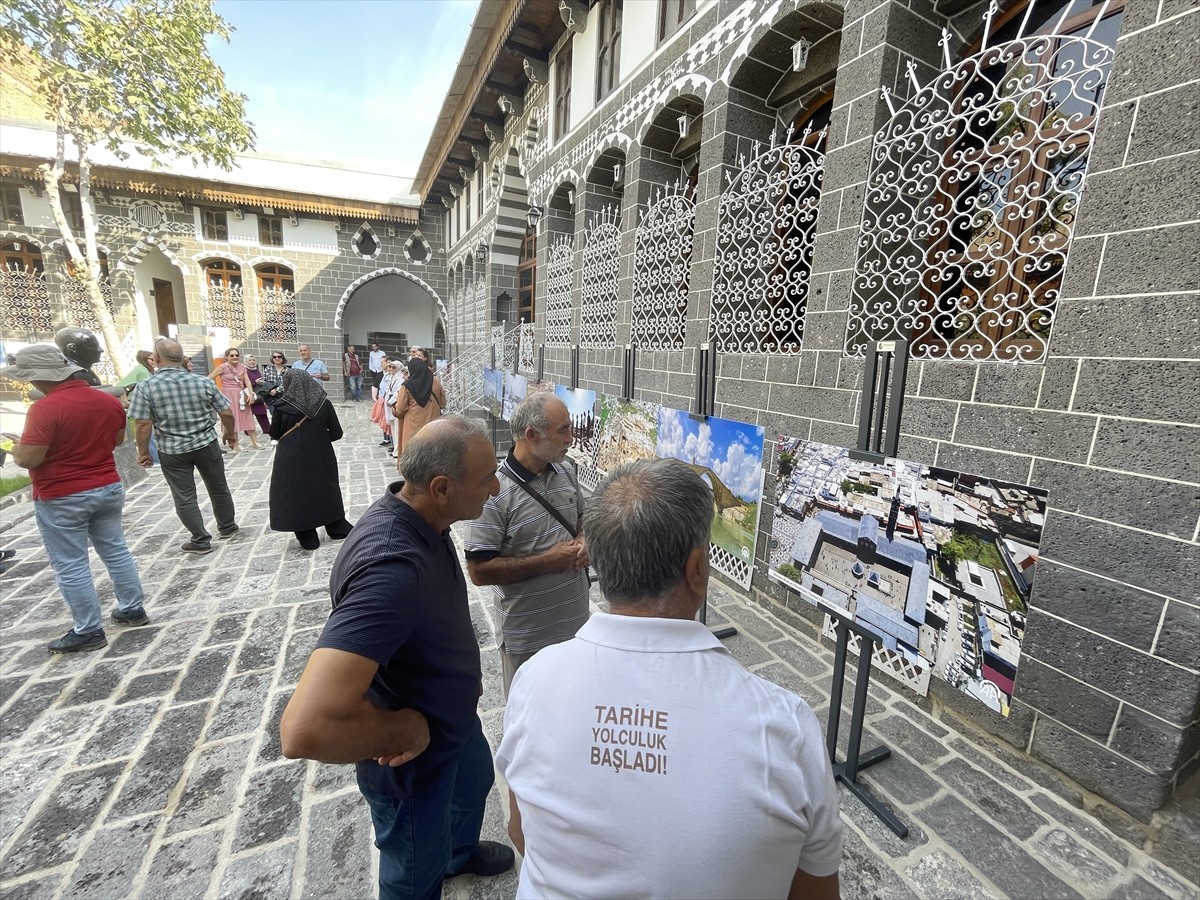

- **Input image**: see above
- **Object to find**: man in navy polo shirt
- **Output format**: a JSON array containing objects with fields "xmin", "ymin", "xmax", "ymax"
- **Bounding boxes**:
[{"xmin": 281, "ymin": 416, "xmax": 513, "ymax": 900}]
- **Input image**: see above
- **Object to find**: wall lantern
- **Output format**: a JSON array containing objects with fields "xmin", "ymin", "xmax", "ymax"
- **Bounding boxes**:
[
  {"xmin": 526, "ymin": 204, "xmax": 543, "ymax": 230},
  {"xmin": 567, "ymin": 188, "xmax": 575, "ymax": 207},
  {"xmin": 792, "ymin": 36, "xmax": 811, "ymax": 72},
  {"xmin": 612, "ymin": 163, "xmax": 623, "ymax": 186},
  {"xmin": 677, "ymin": 114, "xmax": 692, "ymax": 138},
  {"xmin": 476, "ymin": 240, "xmax": 488, "ymax": 260}
]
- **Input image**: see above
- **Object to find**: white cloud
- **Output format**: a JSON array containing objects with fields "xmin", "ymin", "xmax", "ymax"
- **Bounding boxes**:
[
  {"xmin": 714, "ymin": 441, "xmax": 764, "ymax": 502},
  {"xmin": 684, "ymin": 422, "xmax": 714, "ymax": 467},
  {"xmin": 657, "ymin": 407, "xmax": 687, "ymax": 460}
]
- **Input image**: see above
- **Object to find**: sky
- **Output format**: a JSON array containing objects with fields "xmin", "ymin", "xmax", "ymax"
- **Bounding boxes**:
[
  {"xmin": 207, "ymin": 0, "xmax": 479, "ymax": 178},
  {"xmin": 657, "ymin": 407, "xmax": 766, "ymax": 502}
]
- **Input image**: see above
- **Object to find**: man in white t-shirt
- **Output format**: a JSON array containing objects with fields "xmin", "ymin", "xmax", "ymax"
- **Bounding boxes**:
[
  {"xmin": 368, "ymin": 342, "xmax": 386, "ymax": 400},
  {"xmin": 496, "ymin": 458, "xmax": 842, "ymax": 900}
]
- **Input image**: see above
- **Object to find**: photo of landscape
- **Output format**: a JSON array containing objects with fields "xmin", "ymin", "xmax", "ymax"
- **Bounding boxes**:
[
  {"xmin": 481, "ymin": 367, "xmax": 503, "ymax": 417},
  {"xmin": 593, "ymin": 395, "xmax": 659, "ymax": 477},
  {"xmin": 656, "ymin": 407, "xmax": 766, "ymax": 584},
  {"xmin": 766, "ymin": 437, "xmax": 1046, "ymax": 716},
  {"xmin": 502, "ymin": 372, "xmax": 528, "ymax": 421}
]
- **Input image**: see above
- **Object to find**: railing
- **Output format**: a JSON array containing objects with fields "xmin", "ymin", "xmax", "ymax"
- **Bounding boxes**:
[{"xmin": 442, "ymin": 321, "xmax": 532, "ymax": 414}]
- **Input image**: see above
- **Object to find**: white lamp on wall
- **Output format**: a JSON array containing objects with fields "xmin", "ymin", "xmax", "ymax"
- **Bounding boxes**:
[
  {"xmin": 612, "ymin": 163, "xmax": 623, "ymax": 186},
  {"xmin": 526, "ymin": 204, "xmax": 543, "ymax": 231},
  {"xmin": 677, "ymin": 113, "xmax": 692, "ymax": 138},
  {"xmin": 792, "ymin": 37, "xmax": 811, "ymax": 72}
]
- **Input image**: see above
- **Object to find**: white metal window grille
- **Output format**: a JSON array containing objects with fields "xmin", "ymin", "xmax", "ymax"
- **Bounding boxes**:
[
  {"xmin": 63, "ymin": 275, "xmax": 118, "ymax": 379},
  {"xmin": 492, "ymin": 324, "xmax": 505, "ymax": 369},
  {"xmin": 1, "ymin": 270, "xmax": 53, "ymax": 337},
  {"xmin": 709, "ymin": 128, "xmax": 825, "ymax": 354},
  {"xmin": 203, "ymin": 283, "xmax": 245, "ymax": 341},
  {"xmin": 258, "ymin": 286, "xmax": 298, "ymax": 342},
  {"xmin": 474, "ymin": 275, "xmax": 488, "ymax": 350},
  {"xmin": 845, "ymin": 17, "xmax": 1115, "ymax": 362},
  {"xmin": 632, "ymin": 183, "xmax": 695, "ymax": 350},
  {"xmin": 518, "ymin": 322, "xmax": 537, "ymax": 374},
  {"xmin": 545, "ymin": 236, "xmax": 575, "ymax": 347},
  {"xmin": 579, "ymin": 207, "xmax": 621, "ymax": 349}
]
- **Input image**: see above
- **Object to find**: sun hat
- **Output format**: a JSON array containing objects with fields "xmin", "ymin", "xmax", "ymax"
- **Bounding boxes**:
[{"xmin": 2, "ymin": 344, "xmax": 84, "ymax": 383}]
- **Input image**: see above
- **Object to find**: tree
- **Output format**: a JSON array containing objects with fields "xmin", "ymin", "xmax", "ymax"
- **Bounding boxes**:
[{"xmin": 0, "ymin": 0, "xmax": 254, "ymax": 377}]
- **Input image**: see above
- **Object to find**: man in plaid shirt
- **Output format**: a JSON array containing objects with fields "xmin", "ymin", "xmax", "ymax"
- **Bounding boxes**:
[{"xmin": 128, "ymin": 338, "xmax": 240, "ymax": 555}]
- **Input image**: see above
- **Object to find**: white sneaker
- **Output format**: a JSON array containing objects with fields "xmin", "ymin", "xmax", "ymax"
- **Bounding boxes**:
[{"xmin": 269, "ymin": 439, "xmax": 278, "ymax": 447}]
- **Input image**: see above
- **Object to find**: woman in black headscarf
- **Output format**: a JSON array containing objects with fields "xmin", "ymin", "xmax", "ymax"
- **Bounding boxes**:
[
  {"xmin": 392, "ymin": 356, "xmax": 446, "ymax": 472},
  {"xmin": 268, "ymin": 368, "xmax": 353, "ymax": 551}
]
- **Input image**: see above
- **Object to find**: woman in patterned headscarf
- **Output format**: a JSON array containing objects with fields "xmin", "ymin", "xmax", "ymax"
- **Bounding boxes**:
[{"xmin": 267, "ymin": 368, "xmax": 353, "ymax": 551}]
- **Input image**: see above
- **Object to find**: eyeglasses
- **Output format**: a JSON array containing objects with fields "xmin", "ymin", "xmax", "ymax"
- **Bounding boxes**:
[
  {"xmin": 228, "ymin": 353, "xmax": 240, "ymax": 358},
  {"xmin": 271, "ymin": 354, "xmax": 283, "ymax": 359}
]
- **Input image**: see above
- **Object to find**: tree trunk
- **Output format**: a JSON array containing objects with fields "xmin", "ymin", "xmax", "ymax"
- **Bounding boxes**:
[{"xmin": 40, "ymin": 123, "xmax": 127, "ymax": 378}]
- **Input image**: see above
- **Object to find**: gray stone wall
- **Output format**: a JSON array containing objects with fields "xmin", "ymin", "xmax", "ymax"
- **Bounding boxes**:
[{"xmin": 430, "ymin": 0, "xmax": 1199, "ymax": 830}]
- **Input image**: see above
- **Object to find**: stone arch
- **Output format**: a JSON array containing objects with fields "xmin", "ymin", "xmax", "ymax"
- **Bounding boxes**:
[
  {"xmin": 583, "ymin": 133, "xmax": 635, "ymax": 180},
  {"xmin": 246, "ymin": 254, "xmax": 296, "ymax": 270},
  {"xmin": 635, "ymin": 75, "xmax": 714, "ymax": 145},
  {"xmin": 114, "ymin": 232, "xmax": 192, "ymax": 276},
  {"xmin": 541, "ymin": 168, "xmax": 581, "ymax": 208},
  {"xmin": 333, "ymin": 266, "xmax": 446, "ymax": 328},
  {"xmin": 719, "ymin": 0, "xmax": 846, "ymax": 87},
  {"xmin": 192, "ymin": 249, "xmax": 245, "ymax": 269},
  {"xmin": 0, "ymin": 230, "xmax": 50, "ymax": 249}
]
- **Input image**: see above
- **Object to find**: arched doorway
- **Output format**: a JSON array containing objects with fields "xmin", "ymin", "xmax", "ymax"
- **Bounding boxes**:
[{"xmin": 339, "ymin": 272, "xmax": 442, "ymax": 353}]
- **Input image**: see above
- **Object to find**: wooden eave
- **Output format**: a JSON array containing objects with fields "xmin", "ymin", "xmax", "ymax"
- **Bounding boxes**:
[{"xmin": 0, "ymin": 155, "xmax": 420, "ymax": 225}]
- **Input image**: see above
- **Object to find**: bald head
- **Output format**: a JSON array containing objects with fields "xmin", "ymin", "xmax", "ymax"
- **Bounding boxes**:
[
  {"xmin": 153, "ymin": 338, "xmax": 185, "ymax": 367},
  {"xmin": 400, "ymin": 416, "xmax": 490, "ymax": 491}
]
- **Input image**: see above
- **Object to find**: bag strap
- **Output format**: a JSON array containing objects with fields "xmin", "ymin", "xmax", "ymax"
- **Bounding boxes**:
[
  {"xmin": 502, "ymin": 460, "xmax": 577, "ymax": 539},
  {"xmin": 279, "ymin": 415, "xmax": 308, "ymax": 441}
]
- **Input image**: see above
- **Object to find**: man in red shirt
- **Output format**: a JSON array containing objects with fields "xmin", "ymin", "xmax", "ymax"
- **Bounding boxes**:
[{"xmin": 6, "ymin": 345, "xmax": 150, "ymax": 653}]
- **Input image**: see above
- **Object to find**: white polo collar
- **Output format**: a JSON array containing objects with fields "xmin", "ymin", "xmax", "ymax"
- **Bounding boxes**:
[{"xmin": 576, "ymin": 612, "xmax": 729, "ymax": 654}]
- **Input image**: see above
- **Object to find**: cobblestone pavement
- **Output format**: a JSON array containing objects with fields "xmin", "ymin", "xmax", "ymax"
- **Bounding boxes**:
[{"xmin": 1, "ymin": 402, "xmax": 1197, "ymax": 900}]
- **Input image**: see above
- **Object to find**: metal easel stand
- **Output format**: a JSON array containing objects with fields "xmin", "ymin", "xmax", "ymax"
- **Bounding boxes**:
[{"xmin": 824, "ymin": 607, "xmax": 908, "ymax": 838}]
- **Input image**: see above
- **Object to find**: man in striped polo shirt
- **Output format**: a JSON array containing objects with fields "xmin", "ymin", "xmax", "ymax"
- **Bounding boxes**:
[{"xmin": 465, "ymin": 393, "xmax": 590, "ymax": 695}]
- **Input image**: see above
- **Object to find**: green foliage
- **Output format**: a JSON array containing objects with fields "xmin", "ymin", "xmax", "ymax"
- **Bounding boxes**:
[
  {"xmin": 0, "ymin": 0, "xmax": 255, "ymax": 166},
  {"xmin": 840, "ymin": 478, "xmax": 872, "ymax": 495},
  {"xmin": 0, "ymin": 473, "xmax": 32, "ymax": 497},
  {"xmin": 777, "ymin": 562, "xmax": 803, "ymax": 583}
]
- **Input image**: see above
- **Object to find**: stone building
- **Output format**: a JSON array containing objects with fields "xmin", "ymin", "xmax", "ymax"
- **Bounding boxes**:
[
  {"xmin": 410, "ymin": 0, "xmax": 1199, "ymax": 838},
  {"xmin": 0, "ymin": 120, "xmax": 447, "ymax": 386}
]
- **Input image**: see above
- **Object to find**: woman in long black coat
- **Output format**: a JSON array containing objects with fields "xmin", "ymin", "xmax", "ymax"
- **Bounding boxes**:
[{"xmin": 269, "ymin": 368, "xmax": 353, "ymax": 551}]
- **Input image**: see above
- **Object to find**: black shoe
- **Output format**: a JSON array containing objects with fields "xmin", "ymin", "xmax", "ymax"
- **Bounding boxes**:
[
  {"xmin": 378, "ymin": 439, "xmax": 392, "ymax": 446},
  {"xmin": 296, "ymin": 530, "xmax": 321, "ymax": 551},
  {"xmin": 218, "ymin": 524, "xmax": 240, "ymax": 539},
  {"xmin": 0, "ymin": 549, "xmax": 15, "ymax": 562},
  {"xmin": 326, "ymin": 519, "xmax": 353, "ymax": 540},
  {"xmin": 48, "ymin": 628, "xmax": 107, "ymax": 653},
  {"xmin": 181, "ymin": 541, "xmax": 213, "ymax": 554},
  {"xmin": 112, "ymin": 607, "xmax": 150, "ymax": 626},
  {"xmin": 447, "ymin": 841, "xmax": 515, "ymax": 879}
]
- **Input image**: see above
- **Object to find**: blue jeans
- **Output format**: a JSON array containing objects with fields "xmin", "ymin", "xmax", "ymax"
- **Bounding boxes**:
[
  {"xmin": 357, "ymin": 720, "xmax": 494, "ymax": 900},
  {"xmin": 34, "ymin": 482, "xmax": 146, "ymax": 634},
  {"xmin": 348, "ymin": 374, "xmax": 363, "ymax": 401}
]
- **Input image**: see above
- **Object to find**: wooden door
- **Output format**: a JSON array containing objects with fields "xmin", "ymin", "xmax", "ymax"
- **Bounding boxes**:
[{"xmin": 153, "ymin": 279, "xmax": 176, "ymax": 334}]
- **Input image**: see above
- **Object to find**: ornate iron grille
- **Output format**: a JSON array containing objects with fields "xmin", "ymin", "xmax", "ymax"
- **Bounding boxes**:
[
  {"xmin": 492, "ymin": 324, "xmax": 505, "ymax": 368},
  {"xmin": 258, "ymin": 286, "xmax": 298, "ymax": 342},
  {"xmin": 632, "ymin": 183, "xmax": 695, "ymax": 350},
  {"xmin": 64, "ymin": 277, "xmax": 118, "ymax": 378},
  {"xmin": 709, "ymin": 129, "xmax": 824, "ymax": 355},
  {"xmin": 203, "ymin": 284, "xmax": 246, "ymax": 341},
  {"xmin": 474, "ymin": 276, "xmax": 488, "ymax": 350},
  {"xmin": 845, "ymin": 33, "xmax": 1114, "ymax": 362},
  {"xmin": 1, "ymin": 270, "xmax": 53, "ymax": 338},
  {"xmin": 545, "ymin": 236, "xmax": 575, "ymax": 347},
  {"xmin": 518, "ymin": 323, "xmax": 537, "ymax": 374},
  {"xmin": 579, "ymin": 207, "xmax": 621, "ymax": 349}
]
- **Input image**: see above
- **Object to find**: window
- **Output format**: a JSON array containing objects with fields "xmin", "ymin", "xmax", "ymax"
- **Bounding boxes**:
[
  {"xmin": 257, "ymin": 263, "xmax": 294, "ymax": 292},
  {"xmin": 466, "ymin": 179, "xmax": 472, "ymax": 230},
  {"xmin": 204, "ymin": 258, "xmax": 242, "ymax": 288},
  {"xmin": 517, "ymin": 225, "xmax": 537, "ymax": 323},
  {"xmin": 658, "ymin": 0, "xmax": 695, "ymax": 44},
  {"xmin": 595, "ymin": 0, "xmax": 622, "ymax": 103},
  {"xmin": 259, "ymin": 215, "xmax": 283, "ymax": 247},
  {"xmin": 202, "ymin": 209, "xmax": 229, "ymax": 241},
  {"xmin": 2, "ymin": 239, "xmax": 43, "ymax": 274},
  {"xmin": 0, "ymin": 185, "xmax": 23, "ymax": 225},
  {"xmin": 477, "ymin": 167, "xmax": 484, "ymax": 211},
  {"xmin": 257, "ymin": 264, "xmax": 297, "ymax": 341},
  {"xmin": 554, "ymin": 42, "xmax": 573, "ymax": 140},
  {"xmin": 202, "ymin": 258, "xmax": 245, "ymax": 339},
  {"xmin": 1, "ymin": 240, "xmax": 52, "ymax": 337},
  {"xmin": 62, "ymin": 192, "xmax": 83, "ymax": 231}
]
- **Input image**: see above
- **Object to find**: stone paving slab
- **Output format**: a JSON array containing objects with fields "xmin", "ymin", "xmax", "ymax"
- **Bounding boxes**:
[{"xmin": 1, "ymin": 402, "xmax": 1197, "ymax": 900}]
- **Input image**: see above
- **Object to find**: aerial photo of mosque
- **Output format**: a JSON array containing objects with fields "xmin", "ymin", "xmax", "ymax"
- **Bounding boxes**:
[{"xmin": 769, "ymin": 437, "xmax": 1045, "ymax": 715}]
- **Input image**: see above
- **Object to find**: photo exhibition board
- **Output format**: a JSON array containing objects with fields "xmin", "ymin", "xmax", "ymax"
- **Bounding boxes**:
[
  {"xmin": 555, "ymin": 385, "xmax": 600, "ymax": 490},
  {"xmin": 503, "ymin": 373, "xmax": 528, "ymax": 422},
  {"xmin": 655, "ymin": 407, "xmax": 766, "ymax": 589},
  {"xmin": 766, "ymin": 436, "xmax": 1046, "ymax": 716},
  {"xmin": 481, "ymin": 367, "xmax": 503, "ymax": 418}
]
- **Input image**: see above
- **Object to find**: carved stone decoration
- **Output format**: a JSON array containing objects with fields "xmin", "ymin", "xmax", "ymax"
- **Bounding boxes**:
[
  {"xmin": 709, "ymin": 129, "xmax": 825, "ymax": 355},
  {"xmin": 633, "ymin": 183, "xmax": 696, "ymax": 350},
  {"xmin": 846, "ymin": 35, "xmax": 1113, "ymax": 363},
  {"xmin": 458, "ymin": 166, "xmax": 470, "ymax": 184},
  {"xmin": 484, "ymin": 124, "xmax": 498, "ymax": 143},
  {"xmin": 559, "ymin": 0, "xmax": 587, "ymax": 33},
  {"xmin": 440, "ymin": 196, "xmax": 453, "ymax": 209},
  {"xmin": 497, "ymin": 95, "xmax": 524, "ymax": 118},
  {"xmin": 544, "ymin": 236, "xmax": 575, "ymax": 347},
  {"xmin": 523, "ymin": 57, "xmax": 549, "ymax": 86},
  {"xmin": 471, "ymin": 146, "xmax": 482, "ymax": 163},
  {"xmin": 579, "ymin": 206, "xmax": 621, "ymax": 350}
]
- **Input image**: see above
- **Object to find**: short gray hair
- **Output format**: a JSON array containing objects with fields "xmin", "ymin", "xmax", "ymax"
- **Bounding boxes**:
[
  {"xmin": 154, "ymin": 338, "xmax": 184, "ymax": 365},
  {"xmin": 588, "ymin": 458, "xmax": 712, "ymax": 607},
  {"xmin": 510, "ymin": 392, "xmax": 560, "ymax": 440},
  {"xmin": 400, "ymin": 416, "xmax": 489, "ymax": 490}
]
